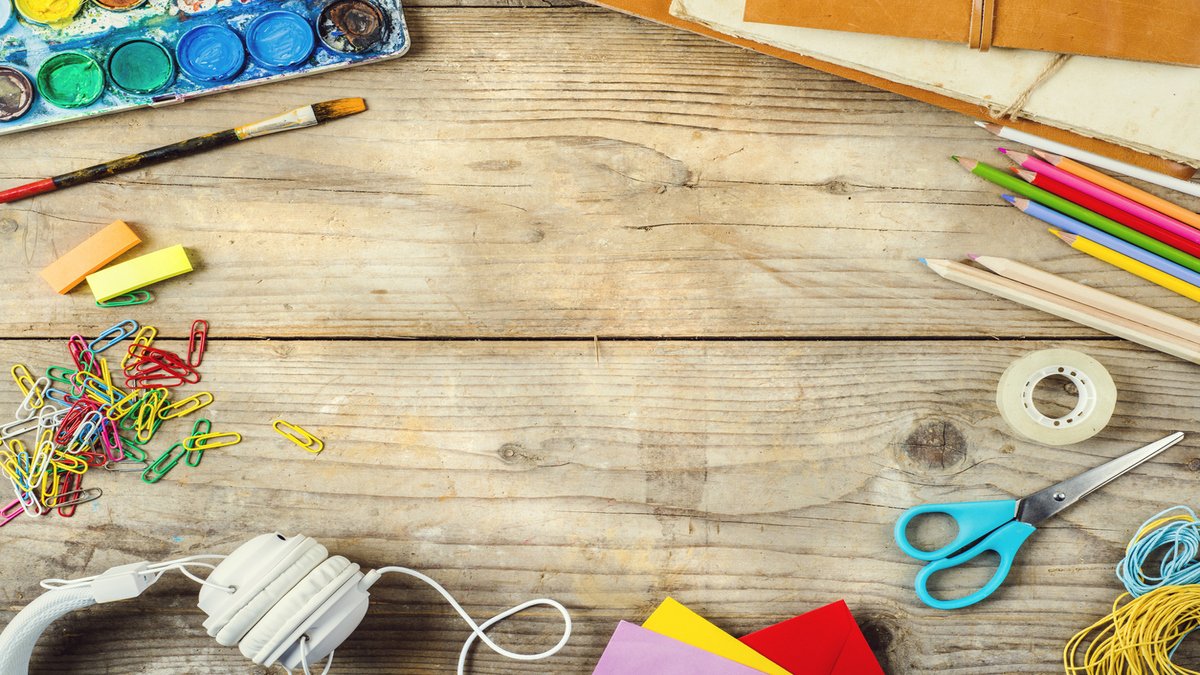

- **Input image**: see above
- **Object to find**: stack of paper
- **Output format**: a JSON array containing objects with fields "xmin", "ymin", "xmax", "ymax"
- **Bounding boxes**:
[
  {"xmin": 592, "ymin": 597, "xmax": 883, "ymax": 674},
  {"xmin": 667, "ymin": 0, "xmax": 1200, "ymax": 167}
]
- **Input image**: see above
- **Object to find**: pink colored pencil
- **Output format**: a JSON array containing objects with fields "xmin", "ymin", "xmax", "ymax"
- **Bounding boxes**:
[{"xmin": 999, "ymin": 148, "xmax": 1200, "ymax": 246}]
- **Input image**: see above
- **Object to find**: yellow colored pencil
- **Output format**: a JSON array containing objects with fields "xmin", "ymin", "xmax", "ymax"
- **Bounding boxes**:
[{"xmin": 1051, "ymin": 228, "xmax": 1200, "ymax": 303}]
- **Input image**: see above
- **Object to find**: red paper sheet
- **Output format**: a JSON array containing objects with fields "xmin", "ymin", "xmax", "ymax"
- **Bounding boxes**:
[{"xmin": 739, "ymin": 600, "xmax": 883, "ymax": 675}]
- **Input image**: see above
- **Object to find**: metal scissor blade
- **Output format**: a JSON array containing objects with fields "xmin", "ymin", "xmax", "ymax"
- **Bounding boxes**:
[{"xmin": 1015, "ymin": 432, "xmax": 1184, "ymax": 526}]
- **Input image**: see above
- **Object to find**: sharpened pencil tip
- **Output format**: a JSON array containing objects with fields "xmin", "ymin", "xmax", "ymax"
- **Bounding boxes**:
[
  {"xmin": 997, "ymin": 147, "xmax": 1008, "ymax": 154},
  {"xmin": 1000, "ymin": 194, "xmax": 1015, "ymax": 203},
  {"xmin": 949, "ymin": 155, "xmax": 959, "ymax": 162},
  {"xmin": 976, "ymin": 122, "xmax": 1002, "ymax": 134},
  {"xmin": 966, "ymin": 253, "xmax": 979, "ymax": 261},
  {"xmin": 918, "ymin": 258, "xmax": 928, "ymax": 266}
]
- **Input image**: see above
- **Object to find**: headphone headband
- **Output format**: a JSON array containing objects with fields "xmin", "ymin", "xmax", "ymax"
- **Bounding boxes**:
[{"xmin": 0, "ymin": 533, "xmax": 571, "ymax": 674}]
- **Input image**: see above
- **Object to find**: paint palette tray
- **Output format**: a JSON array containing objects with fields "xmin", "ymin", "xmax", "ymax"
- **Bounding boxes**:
[{"xmin": 0, "ymin": 0, "xmax": 408, "ymax": 135}]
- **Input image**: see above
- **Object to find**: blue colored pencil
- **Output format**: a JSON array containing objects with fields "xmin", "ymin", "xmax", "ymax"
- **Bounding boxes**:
[{"xmin": 1005, "ymin": 195, "xmax": 1200, "ymax": 289}]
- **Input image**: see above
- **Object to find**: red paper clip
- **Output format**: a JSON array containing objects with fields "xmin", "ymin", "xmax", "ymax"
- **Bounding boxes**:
[
  {"xmin": 188, "ymin": 319, "xmax": 208, "ymax": 368},
  {"xmin": 53, "ymin": 400, "xmax": 97, "ymax": 445},
  {"xmin": 57, "ymin": 472, "xmax": 83, "ymax": 518}
]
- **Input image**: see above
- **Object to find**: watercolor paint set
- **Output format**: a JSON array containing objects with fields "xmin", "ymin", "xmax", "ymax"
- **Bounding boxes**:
[{"xmin": 0, "ymin": 0, "xmax": 408, "ymax": 135}]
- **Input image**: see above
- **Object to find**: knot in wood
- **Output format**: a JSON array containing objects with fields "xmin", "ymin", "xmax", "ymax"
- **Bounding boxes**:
[
  {"xmin": 857, "ymin": 611, "xmax": 900, "ymax": 671},
  {"xmin": 899, "ymin": 420, "xmax": 967, "ymax": 470}
]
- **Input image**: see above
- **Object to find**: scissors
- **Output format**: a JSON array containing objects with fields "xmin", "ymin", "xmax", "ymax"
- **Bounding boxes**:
[{"xmin": 894, "ymin": 432, "xmax": 1184, "ymax": 610}]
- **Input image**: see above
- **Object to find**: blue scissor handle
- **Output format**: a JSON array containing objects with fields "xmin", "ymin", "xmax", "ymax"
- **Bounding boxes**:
[
  {"xmin": 912, "ymin": 520, "xmax": 1037, "ymax": 610},
  {"xmin": 894, "ymin": 499, "xmax": 1020, "ymax": 562}
]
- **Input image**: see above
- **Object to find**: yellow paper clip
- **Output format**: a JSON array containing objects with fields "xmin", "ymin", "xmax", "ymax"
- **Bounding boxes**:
[
  {"xmin": 106, "ymin": 389, "xmax": 143, "ymax": 421},
  {"xmin": 122, "ymin": 326, "xmax": 157, "ymax": 369},
  {"xmin": 98, "ymin": 355, "xmax": 113, "ymax": 391},
  {"xmin": 51, "ymin": 452, "xmax": 88, "ymax": 475},
  {"xmin": 272, "ymin": 420, "xmax": 324, "ymax": 454},
  {"xmin": 187, "ymin": 431, "xmax": 242, "ymax": 450},
  {"xmin": 11, "ymin": 364, "xmax": 36, "ymax": 396},
  {"xmin": 39, "ymin": 470, "xmax": 59, "ymax": 508},
  {"xmin": 158, "ymin": 392, "xmax": 213, "ymax": 421}
]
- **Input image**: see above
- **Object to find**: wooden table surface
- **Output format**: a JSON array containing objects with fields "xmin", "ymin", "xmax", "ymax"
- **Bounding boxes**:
[{"xmin": 2, "ymin": 1, "xmax": 1200, "ymax": 673}]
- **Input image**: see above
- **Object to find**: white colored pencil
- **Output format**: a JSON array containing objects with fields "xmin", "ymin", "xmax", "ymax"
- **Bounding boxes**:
[
  {"xmin": 922, "ymin": 258, "xmax": 1200, "ymax": 365},
  {"xmin": 975, "ymin": 121, "xmax": 1200, "ymax": 199},
  {"xmin": 970, "ymin": 254, "xmax": 1200, "ymax": 346}
]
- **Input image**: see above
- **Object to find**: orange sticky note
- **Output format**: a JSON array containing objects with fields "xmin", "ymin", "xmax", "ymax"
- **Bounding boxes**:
[{"xmin": 39, "ymin": 220, "xmax": 141, "ymax": 294}]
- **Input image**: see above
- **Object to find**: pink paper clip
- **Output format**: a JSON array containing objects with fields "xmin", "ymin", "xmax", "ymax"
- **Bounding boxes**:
[
  {"xmin": 100, "ymin": 419, "xmax": 124, "ymax": 461},
  {"xmin": 1, "ymin": 499, "xmax": 21, "ymax": 527}
]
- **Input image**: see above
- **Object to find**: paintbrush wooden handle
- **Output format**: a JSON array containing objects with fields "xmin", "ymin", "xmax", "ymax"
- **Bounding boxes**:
[
  {"xmin": 0, "ymin": 129, "xmax": 239, "ymax": 204},
  {"xmin": 54, "ymin": 129, "xmax": 240, "ymax": 189}
]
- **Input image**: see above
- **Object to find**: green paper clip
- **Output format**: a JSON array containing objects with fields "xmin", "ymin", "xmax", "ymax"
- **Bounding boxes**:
[
  {"xmin": 96, "ymin": 290, "xmax": 153, "ymax": 308},
  {"xmin": 141, "ymin": 443, "xmax": 185, "ymax": 484},
  {"xmin": 184, "ymin": 418, "xmax": 212, "ymax": 467}
]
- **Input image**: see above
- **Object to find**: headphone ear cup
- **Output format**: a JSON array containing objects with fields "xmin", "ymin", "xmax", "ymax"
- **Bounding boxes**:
[
  {"xmin": 214, "ymin": 541, "xmax": 328, "ymax": 646},
  {"xmin": 199, "ymin": 535, "xmax": 328, "ymax": 646},
  {"xmin": 239, "ymin": 555, "xmax": 360, "ymax": 666}
]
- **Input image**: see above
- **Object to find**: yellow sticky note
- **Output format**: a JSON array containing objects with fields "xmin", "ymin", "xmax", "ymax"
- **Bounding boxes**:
[
  {"xmin": 643, "ymin": 598, "xmax": 791, "ymax": 675},
  {"xmin": 86, "ymin": 244, "xmax": 192, "ymax": 302}
]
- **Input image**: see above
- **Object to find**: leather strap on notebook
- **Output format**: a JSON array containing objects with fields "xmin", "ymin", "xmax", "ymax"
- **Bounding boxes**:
[{"xmin": 968, "ymin": 0, "xmax": 996, "ymax": 50}]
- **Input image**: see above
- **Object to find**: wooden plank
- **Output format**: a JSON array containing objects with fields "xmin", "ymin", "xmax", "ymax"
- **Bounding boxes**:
[
  {"xmin": 3, "ymin": 8, "xmax": 1199, "ymax": 338},
  {"xmin": 0, "ymin": 338, "xmax": 1194, "ymax": 672}
]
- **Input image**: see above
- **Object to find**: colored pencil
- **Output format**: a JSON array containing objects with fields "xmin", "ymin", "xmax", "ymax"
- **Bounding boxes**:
[
  {"xmin": 975, "ymin": 121, "xmax": 1200, "ymax": 199},
  {"xmin": 1032, "ymin": 150, "xmax": 1200, "ymax": 231},
  {"xmin": 1001, "ymin": 149, "xmax": 1200, "ymax": 244},
  {"xmin": 970, "ymin": 254, "xmax": 1200, "ymax": 346},
  {"xmin": 0, "ymin": 98, "xmax": 367, "ymax": 204},
  {"xmin": 955, "ymin": 157, "xmax": 1200, "ymax": 273},
  {"xmin": 1009, "ymin": 168, "xmax": 1200, "ymax": 260},
  {"xmin": 1008, "ymin": 196, "xmax": 1200, "ymax": 287},
  {"xmin": 921, "ymin": 258, "xmax": 1200, "ymax": 365},
  {"xmin": 1051, "ymin": 229, "xmax": 1200, "ymax": 303}
]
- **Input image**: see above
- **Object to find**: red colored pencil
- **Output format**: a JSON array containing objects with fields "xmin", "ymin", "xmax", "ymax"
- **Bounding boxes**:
[{"xmin": 1010, "ymin": 167, "xmax": 1200, "ymax": 260}]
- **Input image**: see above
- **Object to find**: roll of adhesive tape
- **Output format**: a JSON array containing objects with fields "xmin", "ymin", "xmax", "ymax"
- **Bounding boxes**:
[{"xmin": 996, "ymin": 349, "xmax": 1116, "ymax": 446}]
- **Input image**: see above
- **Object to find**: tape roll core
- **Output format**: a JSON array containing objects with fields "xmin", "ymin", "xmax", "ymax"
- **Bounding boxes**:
[{"xmin": 997, "ymin": 349, "xmax": 1116, "ymax": 446}]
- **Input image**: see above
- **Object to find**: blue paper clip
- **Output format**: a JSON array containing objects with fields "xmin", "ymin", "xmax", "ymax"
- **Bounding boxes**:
[{"xmin": 88, "ymin": 319, "xmax": 139, "ymax": 353}]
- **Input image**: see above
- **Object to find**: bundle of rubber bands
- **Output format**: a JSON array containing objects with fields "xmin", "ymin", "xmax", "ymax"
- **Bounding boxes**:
[{"xmin": 1065, "ymin": 506, "xmax": 1200, "ymax": 674}]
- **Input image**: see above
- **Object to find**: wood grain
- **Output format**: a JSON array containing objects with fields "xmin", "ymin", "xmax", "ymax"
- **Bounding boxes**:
[
  {"xmin": 2, "ymin": 8, "xmax": 1199, "ymax": 339},
  {"xmin": 0, "ymin": 339, "xmax": 1196, "ymax": 673}
]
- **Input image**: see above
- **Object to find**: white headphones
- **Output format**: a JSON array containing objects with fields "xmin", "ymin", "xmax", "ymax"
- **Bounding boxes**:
[{"xmin": 0, "ymin": 533, "xmax": 571, "ymax": 675}]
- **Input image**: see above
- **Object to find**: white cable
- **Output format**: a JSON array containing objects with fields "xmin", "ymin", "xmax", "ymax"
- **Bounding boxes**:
[
  {"xmin": 40, "ymin": 555, "xmax": 231, "ymax": 592},
  {"xmin": 361, "ymin": 566, "xmax": 571, "ymax": 675},
  {"xmin": 300, "ymin": 637, "xmax": 334, "ymax": 675}
]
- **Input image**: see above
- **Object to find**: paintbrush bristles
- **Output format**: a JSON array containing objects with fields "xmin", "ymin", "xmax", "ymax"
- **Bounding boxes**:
[{"xmin": 312, "ymin": 98, "xmax": 367, "ymax": 122}]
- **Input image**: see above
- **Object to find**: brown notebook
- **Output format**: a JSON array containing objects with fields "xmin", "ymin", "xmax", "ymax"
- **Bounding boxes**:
[
  {"xmin": 584, "ymin": 0, "xmax": 1195, "ymax": 179},
  {"xmin": 741, "ymin": 0, "xmax": 1200, "ymax": 66}
]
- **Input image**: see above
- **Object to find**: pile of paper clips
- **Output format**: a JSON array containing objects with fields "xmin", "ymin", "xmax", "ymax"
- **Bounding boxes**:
[{"xmin": 0, "ymin": 318, "xmax": 241, "ymax": 528}]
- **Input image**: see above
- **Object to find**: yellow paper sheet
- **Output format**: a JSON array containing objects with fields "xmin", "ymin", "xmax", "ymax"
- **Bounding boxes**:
[{"xmin": 642, "ymin": 598, "xmax": 791, "ymax": 675}]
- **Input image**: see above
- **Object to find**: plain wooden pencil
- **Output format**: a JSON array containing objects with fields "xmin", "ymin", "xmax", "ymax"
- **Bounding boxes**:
[
  {"xmin": 921, "ymin": 258, "xmax": 1200, "ymax": 365},
  {"xmin": 970, "ymin": 254, "xmax": 1200, "ymax": 346}
]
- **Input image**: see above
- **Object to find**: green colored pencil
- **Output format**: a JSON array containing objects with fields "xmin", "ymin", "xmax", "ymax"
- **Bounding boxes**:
[{"xmin": 953, "ymin": 156, "xmax": 1200, "ymax": 275}]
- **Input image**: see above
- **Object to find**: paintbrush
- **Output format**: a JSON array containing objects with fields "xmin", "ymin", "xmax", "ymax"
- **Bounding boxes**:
[{"xmin": 0, "ymin": 98, "xmax": 366, "ymax": 204}]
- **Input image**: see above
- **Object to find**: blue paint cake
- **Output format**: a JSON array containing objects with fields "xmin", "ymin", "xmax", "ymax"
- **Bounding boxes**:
[{"xmin": 0, "ymin": 0, "xmax": 408, "ymax": 133}]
